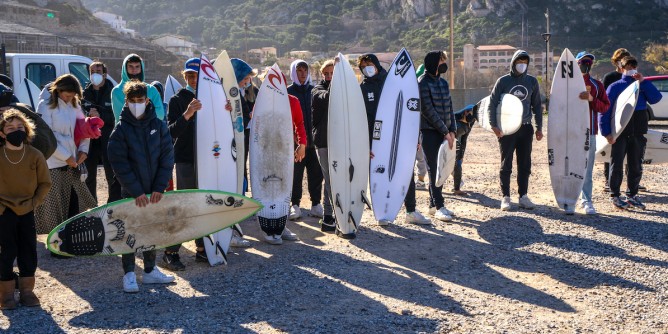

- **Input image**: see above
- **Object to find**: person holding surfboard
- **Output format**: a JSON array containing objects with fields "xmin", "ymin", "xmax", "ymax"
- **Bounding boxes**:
[
  {"xmin": 452, "ymin": 105, "xmax": 476, "ymax": 196},
  {"xmin": 0, "ymin": 109, "xmax": 51, "ymax": 309},
  {"xmin": 108, "ymin": 80, "xmax": 176, "ymax": 293},
  {"xmin": 489, "ymin": 50, "xmax": 543, "ymax": 211},
  {"xmin": 601, "ymin": 56, "xmax": 662, "ymax": 210},
  {"xmin": 575, "ymin": 52, "xmax": 610, "ymax": 215},
  {"xmin": 418, "ymin": 50, "xmax": 456, "ymax": 222}
]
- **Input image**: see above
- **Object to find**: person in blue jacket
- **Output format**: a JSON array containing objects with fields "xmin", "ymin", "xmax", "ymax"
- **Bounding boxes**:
[
  {"xmin": 600, "ymin": 56, "xmax": 662, "ymax": 210},
  {"xmin": 107, "ymin": 80, "xmax": 175, "ymax": 293},
  {"xmin": 110, "ymin": 54, "xmax": 165, "ymax": 122}
]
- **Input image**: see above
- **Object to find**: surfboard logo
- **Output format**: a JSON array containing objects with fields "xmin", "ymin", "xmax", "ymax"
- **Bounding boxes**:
[
  {"xmin": 267, "ymin": 68, "xmax": 285, "ymax": 92},
  {"xmin": 407, "ymin": 98, "xmax": 420, "ymax": 111},
  {"xmin": 373, "ymin": 121, "xmax": 382, "ymax": 140},
  {"xmin": 394, "ymin": 51, "xmax": 411, "ymax": 78},
  {"xmin": 200, "ymin": 57, "xmax": 219, "ymax": 82},
  {"xmin": 229, "ymin": 87, "xmax": 239, "ymax": 97},
  {"xmin": 374, "ymin": 165, "xmax": 386, "ymax": 174},
  {"xmin": 561, "ymin": 61, "xmax": 574, "ymax": 79},
  {"xmin": 212, "ymin": 141, "xmax": 221, "ymax": 158},
  {"xmin": 584, "ymin": 130, "xmax": 590, "ymax": 151},
  {"xmin": 547, "ymin": 148, "xmax": 554, "ymax": 166},
  {"xmin": 661, "ymin": 133, "xmax": 668, "ymax": 144},
  {"xmin": 509, "ymin": 85, "xmax": 529, "ymax": 101}
]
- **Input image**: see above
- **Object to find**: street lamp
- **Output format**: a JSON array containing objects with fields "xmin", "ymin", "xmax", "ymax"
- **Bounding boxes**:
[{"xmin": 542, "ymin": 8, "xmax": 551, "ymax": 105}]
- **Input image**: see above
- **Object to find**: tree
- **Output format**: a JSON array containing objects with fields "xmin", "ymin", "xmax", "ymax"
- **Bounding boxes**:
[{"xmin": 644, "ymin": 42, "xmax": 668, "ymax": 74}]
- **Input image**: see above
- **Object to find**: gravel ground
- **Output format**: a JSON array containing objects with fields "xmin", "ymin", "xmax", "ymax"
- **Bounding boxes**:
[{"xmin": 1, "ymin": 120, "xmax": 667, "ymax": 333}]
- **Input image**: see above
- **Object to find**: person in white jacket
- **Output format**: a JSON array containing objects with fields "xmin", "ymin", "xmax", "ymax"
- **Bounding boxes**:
[{"xmin": 34, "ymin": 74, "xmax": 96, "ymax": 239}]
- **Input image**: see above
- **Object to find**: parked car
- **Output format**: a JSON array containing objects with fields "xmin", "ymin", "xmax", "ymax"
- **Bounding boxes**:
[{"xmin": 644, "ymin": 75, "xmax": 668, "ymax": 120}]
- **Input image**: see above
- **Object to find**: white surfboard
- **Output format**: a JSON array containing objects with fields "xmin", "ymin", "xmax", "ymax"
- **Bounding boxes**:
[
  {"xmin": 196, "ymin": 54, "xmax": 236, "ymax": 266},
  {"xmin": 547, "ymin": 48, "xmax": 590, "ymax": 212},
  {"xmin": 595, "ymin": 81, "xmax": 641, "ymax": 154},
  {"xmin": 435, "ymin": 139, "xmax": 457, "ymax": 187},
  {"xmin": 369, "ymin": 48, "xmax": 420, "ymax": 222},
  {"xmin": 477, "ymin": 94, "xmax": 523, "ymax": 135},
  {"xmin": 329, "ymin": 53, "xmax": 371, "ymax": 238},
  {"xmin": 249, "ymin": 64, "xmax": 293, "ymax": 237},
  {"xmin": 14, "ymin": 78, "xmax": 41, "ymax": 110},
  {"xmin": 596, "ymin": 129, "xmax": 668, "ymax": 164},
  {"xmin": 164, "ymin": 75, "xmax": 182, "ymax": 105},
  {"xmin": 214, "ymin": 51, "xmax": 245, "ymax": 194}
]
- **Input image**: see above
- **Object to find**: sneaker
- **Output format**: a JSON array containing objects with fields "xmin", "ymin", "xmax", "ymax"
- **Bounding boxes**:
[
  {"xmin": 320, "ymin": 215, "xmax": 336, "ymax": 232},
  {"xmin": 429, "ymin": 206, "xmax": 454, "ymax": 216},
  {"xmin": 415, "ymin": 180, "xmax": 427, "ymax": 190},
  {"xmin": 281, "ymin": 227, "xmax": 298, "ymax": 241},
  {"xmin": 583, "ymin": 201, "xmax": 597, "ymax": 215},
  {"xmin": 406, "ymin": 211, "xmax": 431, "ymax": 225},
  {"xmin": 377, "ymin": 219, "xmax": 391, "ymax": 226},
  {"xmin": 310, "ymin": 204, "xmax": 324, "ymax": 218},
  {"xmin": 453, "ymin": 189, "xmax": 468, "ymax": 196},
  {"xmin": 289, "ymin": 205, "xmax": 301, "ymax": 220},
  {"xmin": 518, "ymin": 195, "xmax": 535, "ymax": 209},
  {"xmin": 433, "ymin": 207, "xmax": 453, "ymax": 222},
  {"xmin": 638, "ymin": 185, "xmax": 647, "ymax": 192},
  {"xmin": 611, "ymin": 196, "xmax": 629, "ymax": 210},
  {"xmin": 603, "ymin": 181, "xmax": 610, "ymax": 193},
  {"xmin": 142, "ymin": 267, "xmax": 175, "ymax": 284},
  {"xmin": 123, "ymin": 272, "xmax": 139, "ymax": 293},
  {"xmin": 195, "ymin": 250, "xmax": 208, "ymax": 263},
  {"xmin": 500, "ymin": 196, "xmax": 511, "ymax": 211},
  {"xmin": 625, "ymin": 196, "xmax": 645, "ymax": 210},
  {"xmin": 264, "ymin": 234, "xmax": 283, "ymax": 245},
  {"xmin": 230, "ymin": 235, "xmax": 251, "ymax": 248},
  {"xmin": 161, "ymin": 252, "xmax": 185, "ymax": 271}
]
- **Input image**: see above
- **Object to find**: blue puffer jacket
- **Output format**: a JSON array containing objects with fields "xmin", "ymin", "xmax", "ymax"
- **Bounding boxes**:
[{"xmin": 107, "ymin": 102, "xmax": 174, "ymax": 198}]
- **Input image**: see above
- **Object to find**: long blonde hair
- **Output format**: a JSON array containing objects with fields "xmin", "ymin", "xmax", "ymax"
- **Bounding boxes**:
[{"xmin": 48, "ymin": 74, "xmax": 82, "ymax": 109}]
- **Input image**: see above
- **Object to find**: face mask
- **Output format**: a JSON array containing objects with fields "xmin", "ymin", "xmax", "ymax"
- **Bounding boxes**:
[
  {"xmin": 625, "ymin": 69, "xmax": 637, "ymax": 76},
  {"xmin": 579, "ymin": 64, "xmax": 591, "ymax": 74},
  {"xmin": 128, "ymin": 102, "xmax": 146, "ymax": 118},
  {"xmin": 5, "ymin": 130, "xmax": 27, "ymax": 147},
  {"xmin": 90, "ymin": 73, "xmax": 104, "ymax": 86},
  {"xmin": 363, "ymin": 66, "xmax": 376, "ymax": 77},
  {"xmin": 243, "ymin": 82, "xmax": 251, "ymax": 89},
  {"xmin": 515, "ymin": 63, "xmax": 528, "ymax": 73},
  {"xmin": 437, "ymin": 63, "xmax": 448, "ymax": 75}
]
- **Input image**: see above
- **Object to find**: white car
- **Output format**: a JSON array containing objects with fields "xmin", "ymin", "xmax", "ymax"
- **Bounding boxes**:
[{"xmin": 645, "ymin": 75, "xmax": 668, "ymax": 120}]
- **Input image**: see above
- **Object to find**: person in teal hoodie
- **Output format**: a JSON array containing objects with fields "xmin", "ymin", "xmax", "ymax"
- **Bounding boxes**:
[{"xmin": 110, "ymin": 54, "xmax": 165, "ymax": 122}]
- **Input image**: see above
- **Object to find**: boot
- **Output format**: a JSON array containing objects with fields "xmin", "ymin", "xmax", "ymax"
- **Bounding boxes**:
[
  {"xmin": 18, "ymin": 277, "xmax": 40, "ymax": 307},
  {"xmin": 0, "ymin": 280, "xmax": 17, "ymax": 310}
]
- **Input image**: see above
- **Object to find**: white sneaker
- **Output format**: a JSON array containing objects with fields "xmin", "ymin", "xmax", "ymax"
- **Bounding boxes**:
[
  {"xmin": 123, "ymin": 272, "xmax": 139, "ymax": 293},
  {"xmin": 230, "ymin": 235, "xmax": 251, "ymax": 248},
  {"xmin": 281, "ymin": 227, "xmax": 298, "ymax": 241},
  {"xmin": 415, "ymin": 180, "xmax": 427, "ymax": 190},
  {"xmin": 142, "ymin": 267, "xmax": 175, "ymax": 284},
  {"xmin": 264, "ymin": 234, "xmax": 283, "ymax": 245},
  {"xmin": 500, "ymin": 196, "xmax": 511, "ymax": 211},
  {"xmin": 429, "ymin": 206, "xmax": 453, "ymax": 216},
  {"xmin": 310, "ymin": 204, "xmax": 324, "ymax": 218},
  {"xmin": 406, "ymin": 211, "xmax": 431, "ymax": 225},
  {"xmin": 583, "ymin": 201, "xmax": 597, "ymax": 215},
  {"xmin": 518, "ymin": 195, "xmax": 535, "ymax": 209},
  {"xmin": 289, "ymin": 205, "xmax": 301, "ymax": 220},
  {"xmin": 433, "ymin": 207, "xmax": 452, "ymax": 222},
  {"xmin": 377, "ymin": 219, "xmax": 391, "ymax": 226}
]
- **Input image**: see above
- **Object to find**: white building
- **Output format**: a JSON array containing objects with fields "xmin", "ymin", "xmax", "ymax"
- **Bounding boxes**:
[
  {"xmin": 152, "ymin": 35, "xmax": 197, "ymax": 59},
  {"xmin": 93, "ymin": 11, "xmax": 136, "ymax": 38},
  {"xmin": 463, "ymin": 44, "xmax": 553, "ymax": 76},
  {"xmin": 248, "ymin": 47, "xmax": 277, "ymax": 64}
]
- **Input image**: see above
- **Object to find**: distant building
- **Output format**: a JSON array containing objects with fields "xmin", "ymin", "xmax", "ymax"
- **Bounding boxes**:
[
  {"xmin": 463, "ymin": 44, "xmax": 553, "ymax": 76},
  {"xmin": 1, "ymin": 2, "xmax": 60, "ymax": 31},
  {"xmin": 288, "ymin": 50, "xmax": 312, "ymax": 59},
  {"xmin": 248, "ymin": 47, "xmax": 277, "ymax": 64},
  {"xmin": 93, "ymin": 11, "xmax": 136, "ymax": 38},
  {"xmin": 152, "ymin": 35, "xmax": 197, "ymax": 59}
]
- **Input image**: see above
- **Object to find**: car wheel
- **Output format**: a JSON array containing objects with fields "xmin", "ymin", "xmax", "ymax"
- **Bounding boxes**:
[{"xmin": 646, "ymin": 106, "xmax": 653, "ymax": 121}]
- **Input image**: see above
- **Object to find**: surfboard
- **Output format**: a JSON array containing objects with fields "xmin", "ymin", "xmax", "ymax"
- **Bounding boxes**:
[
  {"xmin": 477, "ymin": 94, "xmax": 523, "ymax": 135},
  {"xmin": 596, "ymin": 129, "xmax": 668, "ymax": 164},
  {"xmin": 46, "ymin": 190, "xmax": 262, "ymax": 257},
  {"xmin": 249, "ymin": 64, "xmax": 293, "ymax": 237},
  {"xmin": 369, "ymin": 48, "xmax": 420, "ymax": 222},
  {"xmin": 196, "ymin": 54, "xmax": 237, "ymax": 265},
  {"xmin": 14, "ymin": 78, "xmax": 41, "ymax": 110},
  {"xmin": 164, "ymin": 75, "xmax": 182, "ymax": 105},
  {"xmin": 595, "ymin": 81, "xmax": 641, "ymax": 154},
  {"xmin": 213, "ymin": 50, "xmax": 245, "ymax": 194},
  {"xmin": 547, "ymin": 48, "xmax": 590, "ymax": 212},
  {"xmin": 434, "ymin": 139, "xmax": 457, "ymax": 187},
  {"xmin": 329, "ymin": 53, "xmax": 371, "ymax": 238}
]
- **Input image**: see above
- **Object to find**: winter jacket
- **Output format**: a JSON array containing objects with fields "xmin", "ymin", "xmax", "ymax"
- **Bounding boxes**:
[
  {"xmin": 37, "ymin": 97, "xmax": 90, "ymax": 169},
  {"xmin": 82, "ymin": 78, "xmax": 115, "ymax": 138},
  {"xmin": 602, "ymin": 71, "xmax": 622, "ymax": 89},
  {"xmin": 287, "ymin": 60, "xmax": 315, "ymax": 147},
  {"xmin": 359, "ymin": 53, "xmax": 389, "ymax": 144},
  {"xmin": 311, "ymin": 79, "xmax": 330, "ymax": 149},
  {"xmin": 582, "ymin": 74, "xmax": 610, "ymax": 135},
  {"xmin": 489, "ymin": 50, "xmax": 543, "ymax": 132},
  {"xmin": 418, "ymin": 73, "xmax": 456, "ymax": 135},
  {"xmin": 600, "ymin": 75, "xmax": 662, "ymax": 137},
  {"xmin": 111, "ymin": 54, "xmax": 165, "ymax": 122},
  {"xmin": 9, "ymin": 102, "xmax": 56, "ymax": 159},
  {"xmin": 167, "ymin": 88, "xmax": 196, "ymax": 164},
  {"xmin": 289, "ymin": 94, "xmax": 307, "ymax": 146},
  {"xmin": 107, "ymin": 102, "xmax": 174, "ymax": 198}
]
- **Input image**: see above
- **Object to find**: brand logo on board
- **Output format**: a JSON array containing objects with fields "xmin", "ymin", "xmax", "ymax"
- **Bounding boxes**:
[
  {"xmin": 407, "ymin": 98, "xmax": 420, "ymax": 111},
  {"xmin": 394, "ymin": 51, "xmax": 411, "ymax": 77}
]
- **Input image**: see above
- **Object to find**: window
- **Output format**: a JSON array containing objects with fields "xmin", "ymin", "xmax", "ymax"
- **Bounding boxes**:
[
  {"xmin": 69, "ymin": 62, "xmax": 90, "ymax": 87},
  {"xmin": 498, "ymin": 51, "xmax": 505, "ymax": 56},
  {"xmin": 651, "ymin": 79, "xmax": 668, "ymax": 92},
  {"xmin": 480, "ymin": 52, "xmax": 487, "ymax": 56},
  {"xmin": 480, "ymin": 66, "xmax": 488, "ymax": 69},
  {"xmin": 499, "ymin": 59, "xmax": 506, "ymax": 63},
  {"xmin": 489, "ymin": 52, "xmax": 497, "ymax": 56},
  {"xmin": 480, "ymin": 59, "xmax": 488, "ymax": 63},
  {"xmin": 25, "ymin": 63, "xmax": 56, "ymax": 89},
  {"xmin": 489, "ymin": 59, "xmax": 497, "ymax": 63}
]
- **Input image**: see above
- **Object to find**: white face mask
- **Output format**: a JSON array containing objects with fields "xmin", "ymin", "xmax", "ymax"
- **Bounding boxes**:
[
  {"xmin": 363, "ymin": 66, "xmax": 376, "ymax": 77},
  {"xmin": 625, "ymin": 69, "xmax": 637, "ymax": 76},
  {"xmin": 515, "ymin": 63, "xmax": 528, "ymax": 73},
  {"xmin": 128, "ymin": 102, "xmax": 146, "ymax": 118},
  {"xmin": 90, "ymin": 73, "xmax": 104, "ymax": 86}
]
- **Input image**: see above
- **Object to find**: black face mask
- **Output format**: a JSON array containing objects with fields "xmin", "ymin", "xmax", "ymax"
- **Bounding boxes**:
[
  {"xmin": 437, "ymin": 63, "xmax": 448, "ymax": 75},
  {"xmin": 0, "ymin": 91, "xmax": 13, "ymax": 108},
  {"xmin": 579, "ymin": 64, "xmax": 591, "ymax": 74},
  {"xmin": 5, "ymin": 130, "xmax": 27, "ymax": 147}
]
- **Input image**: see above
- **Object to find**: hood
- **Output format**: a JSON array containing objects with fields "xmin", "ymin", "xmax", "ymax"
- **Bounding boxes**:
[
  {"xmin": 231, "ymin": 58, "xmax": 254, "ymax": 84},
  {"xmin": 510, "ymin": 50, "xmax": 530, "ymax": 77},
  {"xmin": 424, "ymin": 51, "xmax": 442, "ymax": 76},
  {"xmin": 121, "ymin": 54, "xmax": 145, "ymax": 83},
  {"xmin": 289, "ymin": 60, "xmax": 311, "ymax": 86},
  {"xmin": 358, "ymin": 53, "xmax": 387, "ymax": 78},
  {"xmin": 150, "ymin": 81, "xmax": 165, "ymax": 101},
  {"xmin": 415, "ymin": 64, "xmax": 425, "ymax": 77},
  {"xmin": 119, "ymin": 100, "xmax": 156, "ymax": 126}
]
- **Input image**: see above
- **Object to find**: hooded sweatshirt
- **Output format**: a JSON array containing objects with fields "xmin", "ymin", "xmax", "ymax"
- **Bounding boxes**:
[
  {"xmin": 311, "ymin": 79, "xmax": 330, "ymax": 149},
  {"xmin": 287, "ymin": 60, "xmax": 315, "ymax": 148},
  {"xmin": 418, "ymin": 51, "xmax": 456, "ymax": 135},
  {"xmin": 110, "ymin": 54, "xmax": 165, "ymax": 122},
  {"xmin": 488, "ymin": 50, "xmax": 543, "ymax": 131},
  {"xmin": 359, "ymin": 53, "xmax": 389, "ymax": 142}
]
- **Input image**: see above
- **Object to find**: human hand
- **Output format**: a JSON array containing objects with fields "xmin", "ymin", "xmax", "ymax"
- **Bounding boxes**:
[
  {"xmin": 225, "ymin": 100, "xmax": 232, "ymax": 112},
  {"xmin": 606, "ymin": 135, "xmax": 615, "ymax": 145},
  {"xmin": 76, "ymin": 152, "xmax": 87, "ymax": 164},
  {"xmin": 135, "ymin": 194, "xmax": 149, "ymax": 208},
  {"xmin": 445, "ymin": 132, "xmax": 455, "ymax": 149},
  {"xmin": 184, "ymin": 99, "xmax": 202, "ymax": 120},
  {"xmin": 294, "ymin": 145, "xmax": 306, "ymax": 162},
  {"xmin": 579, "ymin": 91, "xmax": 593, "ymax": 101},
  {"xmin": 88, "ymin": 108, "xmax": 100, "ymax": 118},
  {"xmin": 492, "ymin": 127, "xmax": 502, "ymax": 138},
  {"xmin": 535, "ymin": 130, "xmax": 544, "ymax": 141},
  {"xmin": 66, "ymin": 156, "xmax": 78, "ymax": 168},
  {"xmin": 149, "ymin": 192, "xmax": 163, "ymax": 204},
  {"xmin": 369, "ymin": 151, "xmax": 375, "ymax": 159},
  {"xmin": 633, "ymin": 72, "xmax": 644, "ymax": 83}
]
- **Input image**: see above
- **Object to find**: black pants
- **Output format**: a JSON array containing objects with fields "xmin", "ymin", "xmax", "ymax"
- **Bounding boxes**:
[
  {"xmin": 243, "ymin": 129, "xmax": 250, "ymax": 194},
  {"xmin": 291, "ymin": 147, "xmax": 323, "ymax": 206},
  {"xmin": 420, "ymin": 129, "xmax": 446, "ymax": 208},
  {"xmin": 499, "ymin": 123, "xmax": 533, "ymax": 197},
  {"xmin": 84, "ymin": 136, "xmax": 119, "ymax": 204},
  {"xmin": 609, "ymin": 135, "xmax": 645, "ymax": 197},
  {"xmin": 453, "ymin": 131, "xmax": 470, "ymax": 191},
  {"xmin": 165, "ymin": 163, "xmax": 204, "ymax": 253},
  {"xmin": 404, "ymin": 175, "xmax": 417, "ymax": 212},
  {"xmin": 0, "ymin": 209, "xmax": 37, "ymax": 281}
]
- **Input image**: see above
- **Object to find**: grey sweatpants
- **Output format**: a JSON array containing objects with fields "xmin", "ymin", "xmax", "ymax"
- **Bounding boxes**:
[{"xmin": 316, "ymin": 148, "xmax": 333, "ymax": 216}]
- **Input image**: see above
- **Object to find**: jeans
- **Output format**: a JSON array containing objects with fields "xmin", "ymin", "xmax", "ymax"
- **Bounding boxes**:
[
  {"xmin": 499, "ymin": 123, "xmax": 534, "ymax": 197},
  {"xmin": 291, "ymin": 147, "xmax": 323, "ymax": 206},
  {"xmin": 580, "ymin": 134, "xmax": 596, "ymax": 203},
  {"xmin": 315, "ymin": 148, "xmax": 333, "ymax": 216},
  {"xmin": 0, "ymin": 209, "xmax": 37, "ymax": 280}
]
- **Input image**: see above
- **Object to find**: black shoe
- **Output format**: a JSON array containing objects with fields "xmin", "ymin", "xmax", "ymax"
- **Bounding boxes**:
[
  {"xmin": 161, "ymin": 252, "xmax": 185, "ymax": 271},
  {"xmin": 195, "ymin": 250, "xmax": 208, "ymax": 263},
  {"xmin": 638, "ymin": 185, "xmax": 647, "ymax": 192},
  {"xmin": 336, "ymin": 228, "xmax": 356, "ymax": 240},
  {"xmin": 320, "ymin": 215, "xmax": 336, "ymax": 232}
]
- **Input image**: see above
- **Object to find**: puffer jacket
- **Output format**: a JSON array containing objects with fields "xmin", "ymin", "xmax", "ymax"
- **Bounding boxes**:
[
  {"xmin": 37, "ymin": 97, "xmax": 90, "ymax": 169},
  {"xmin": 418, "ymin": 73, "xmax": 456, "ymax": 135},
  {"xmin": 107, "ymin": 102, "xmax": 174, "ymax": 198},
  {"xmin": 311, "ymin": 79, "xmax": 330, "ymax": 149}
]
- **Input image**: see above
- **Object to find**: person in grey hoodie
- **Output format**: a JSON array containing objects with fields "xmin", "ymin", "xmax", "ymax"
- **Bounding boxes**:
[{"xmin": 489, "ymin": 50, "xmax": 543, "ymax": 211}]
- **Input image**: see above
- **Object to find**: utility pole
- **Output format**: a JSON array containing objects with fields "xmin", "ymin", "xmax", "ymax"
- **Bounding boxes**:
[
  {"xmin": 244, "ymin": 19, "xmax": 249, "ymax": 60},
  {"xmin": 449, "ymin": 0, "xmax": 455, "ymax": 88},
  {"xmin": 541, "ymin": 8, "xmax": 552, "ymax": 108}
]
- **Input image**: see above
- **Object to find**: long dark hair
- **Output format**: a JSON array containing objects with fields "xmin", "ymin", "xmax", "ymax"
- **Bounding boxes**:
[{"xmin": 48, "ymin": 74, "xmax": 82, "ymax": 109}]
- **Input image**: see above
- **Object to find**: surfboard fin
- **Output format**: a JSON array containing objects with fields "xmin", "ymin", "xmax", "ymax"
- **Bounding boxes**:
[
  {"xmin": 335, "ymin": 193, "xmax": 343, "ymax": 214},
  {"xmin": 232, "ymin": 224, "xmax": 244, "ymax": 237},
  {"xmin": 348, "ymin": 158, "xmax": 354, "ymax": 182},
  {"xmin": 348, "ymin": 211, "xmax": 357, "ymax": 230},
  {"xmin": 361, "ymin": 191, "xmax": 371, "ymax": 210},
  {"xmin": 215, "ymin": 241, "xmax": 228, "ymax": 265}
]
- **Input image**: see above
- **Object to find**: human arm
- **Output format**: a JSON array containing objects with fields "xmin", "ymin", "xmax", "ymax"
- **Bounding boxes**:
[
  {"xmin": 531, "ymin": 78, "xmax": 543, "ymax": 139},
  {"xmin": 32, "ymin": 153, "xmax": 52, "ymax": 208}
]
